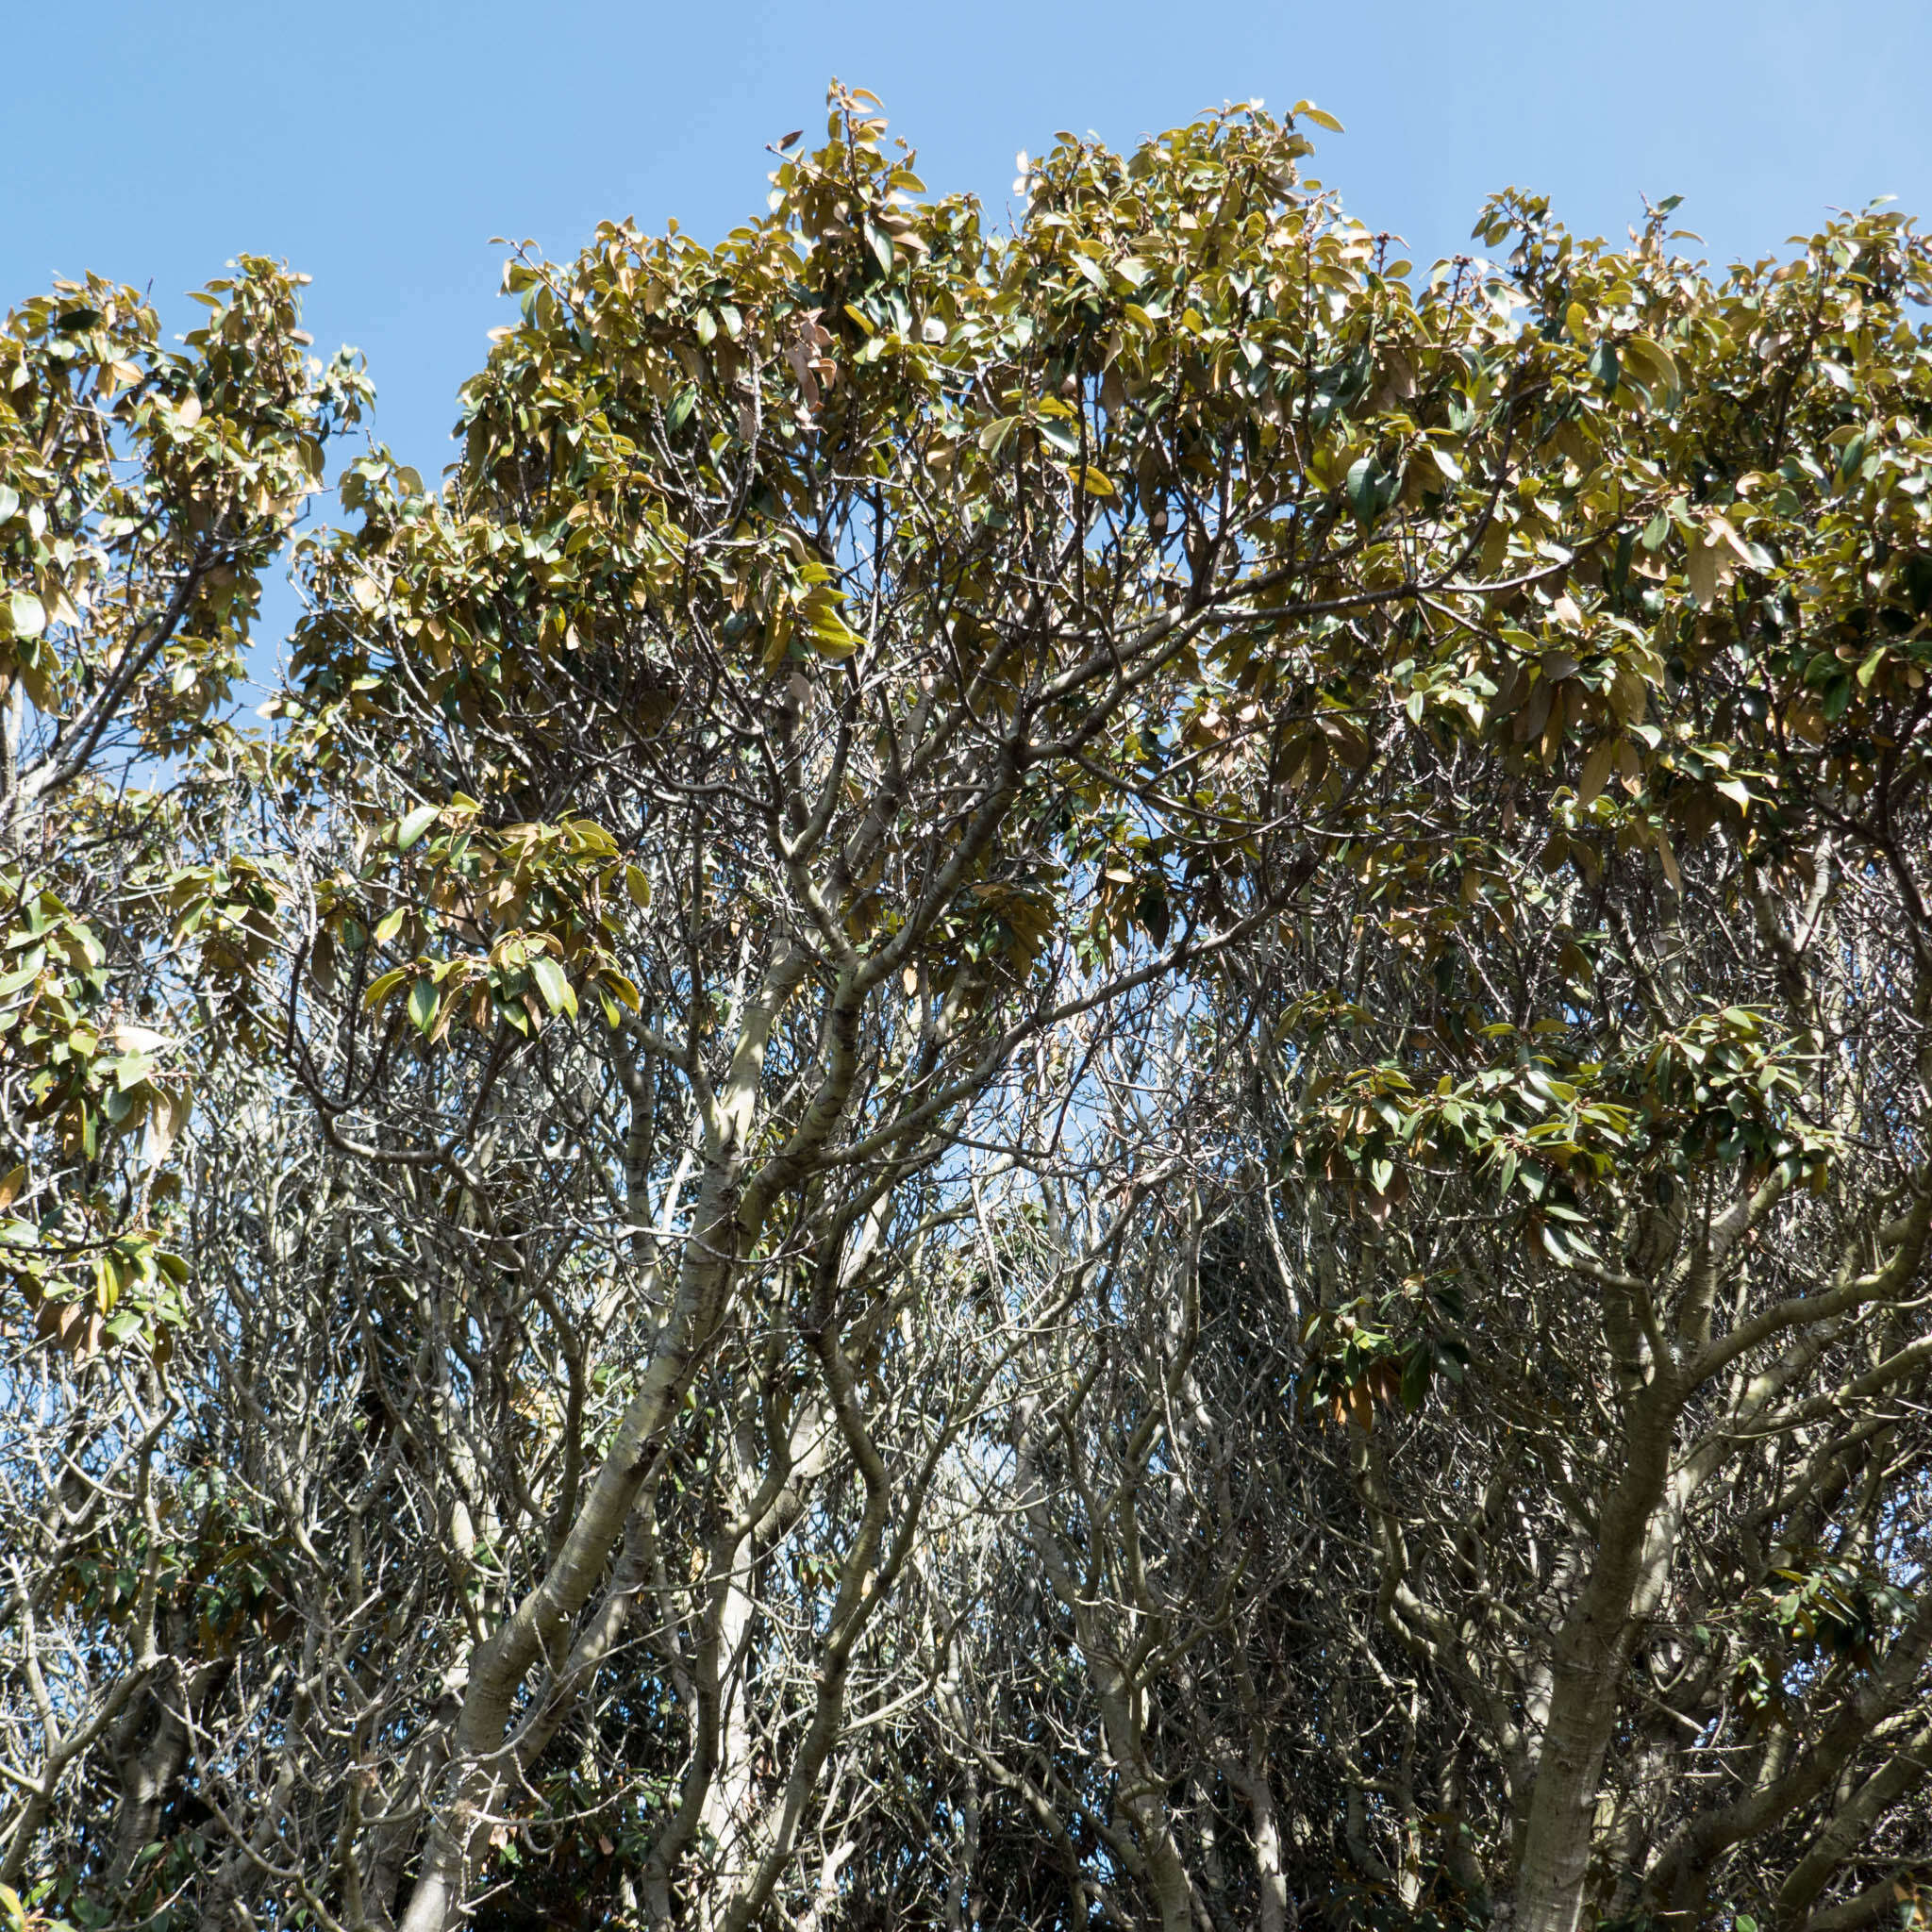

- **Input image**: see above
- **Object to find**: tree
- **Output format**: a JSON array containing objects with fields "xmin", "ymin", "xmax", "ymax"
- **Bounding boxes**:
[
  {"xmin": 2, "ymin": 84, "xmax": 1930, "ymax": 1932},
  {"xmin": 0, "ymin": 259, "xmax": 367, "ymax": 1911}
]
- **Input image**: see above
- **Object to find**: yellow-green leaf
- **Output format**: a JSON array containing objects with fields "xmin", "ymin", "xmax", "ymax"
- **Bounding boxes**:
[
  {"xmin": 1624, "ymin": 336, "xmax": 1680, "ymax": 396},
  {"xmin": 8, "ymin": 591, "xmax": 45, "ymax": 639},
  {"xmin": 363, "ymin": 967, "xmax": 409, "ymax": 1012}
]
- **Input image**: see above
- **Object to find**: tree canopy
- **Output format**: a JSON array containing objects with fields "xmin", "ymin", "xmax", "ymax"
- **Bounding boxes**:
[{"xmin": 3, "ymin": 84, "xmax": 1932, "ymax": 1932}]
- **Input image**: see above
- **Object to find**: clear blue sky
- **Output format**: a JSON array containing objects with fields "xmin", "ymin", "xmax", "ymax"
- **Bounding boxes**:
[{"xmin": 7, "ymin": 0, "xmax": 1928, "ymax": 658}]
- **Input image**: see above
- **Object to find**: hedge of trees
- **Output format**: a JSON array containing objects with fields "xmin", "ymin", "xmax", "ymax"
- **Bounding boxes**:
[{"xmin": 3, "ymin": 86, "xmax": 1931, "ymax": 1932}]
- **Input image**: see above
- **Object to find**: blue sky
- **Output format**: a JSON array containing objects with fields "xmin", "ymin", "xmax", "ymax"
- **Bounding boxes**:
[{"xmin": 7, "ymin": 0, "xmax": 1928, "ymax": 662}]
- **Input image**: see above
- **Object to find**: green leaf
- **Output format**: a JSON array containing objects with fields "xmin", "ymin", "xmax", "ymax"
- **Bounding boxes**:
[
  {"xmin": 395, "ymin": 805, "xmax": 440, "ymax": 851},
  {"xmin": 1400, "ymin": 1347, "xmax": 1431, "ymax": 1410},
  {"xmin": 531, "ymin": 955, "xmax": 575, "ymax": 1018},
  {"xmin": 1346, "ymin": 457, "xmax": 1382, "ymax": 525},
  {"xmin": 408, "ymin": 976, "xmax": 438, "ymax": 1033}
]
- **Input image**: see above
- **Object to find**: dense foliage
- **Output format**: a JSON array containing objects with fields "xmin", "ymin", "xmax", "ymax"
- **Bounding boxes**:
[{"xmin": 3, "ymin": 87, "xmax": 1931, "ymax": 1932}]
